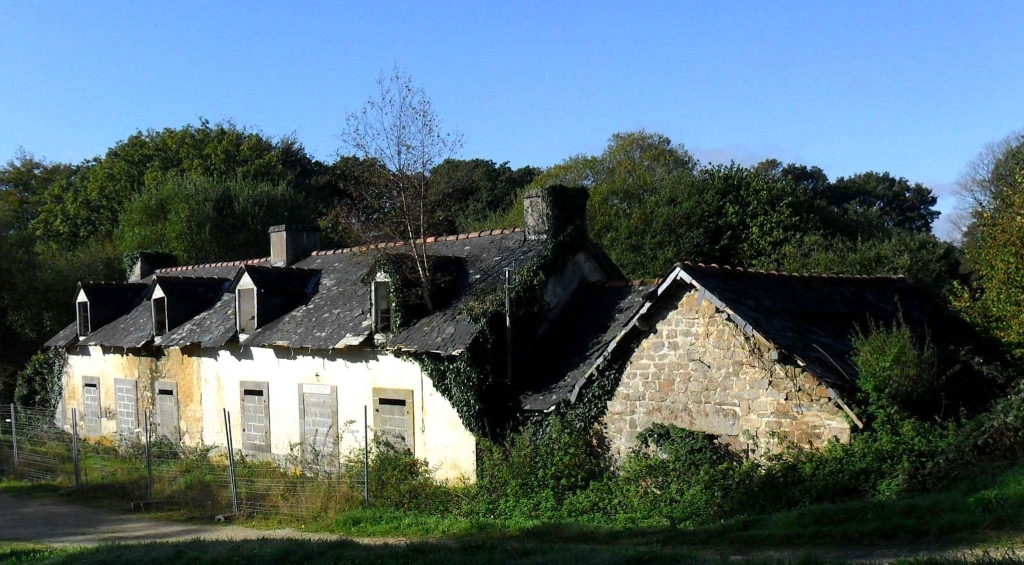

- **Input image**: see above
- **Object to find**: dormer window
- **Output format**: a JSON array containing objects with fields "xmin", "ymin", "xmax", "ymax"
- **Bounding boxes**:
[
  {"xmin": 77, "ymin": 300, "xmax": 91, "ymax": 336},
  {"xmin": 153, "ymin": 297, "xmax": 168, "ymax": 336},
  {"xmin": 237, "ymin": 287, "xmax": 256, "ymax": 334},
  {"xmin": 373, "ymin": 278, "xmax": 392, "ymax": 334}
]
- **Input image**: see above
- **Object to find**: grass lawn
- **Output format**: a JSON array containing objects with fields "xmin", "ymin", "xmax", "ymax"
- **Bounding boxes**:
[{"xmin": 6, "ymin": 464, "xmax": 1024, "ymax": 564}]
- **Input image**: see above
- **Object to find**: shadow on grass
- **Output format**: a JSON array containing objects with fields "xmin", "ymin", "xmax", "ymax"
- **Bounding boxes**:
[
  {"xmin": 313, "ymin": 464, "xmax": 1024, "ymax": 554},
  {"xmin": 8, "ymin": 538, "xmax": 1024, "ymax": 565}
]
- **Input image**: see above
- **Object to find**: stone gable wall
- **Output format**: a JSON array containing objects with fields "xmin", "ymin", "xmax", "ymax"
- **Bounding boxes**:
[{"xmin": 602, "ymin": 288, "xmax": 852, "ymax": 459}]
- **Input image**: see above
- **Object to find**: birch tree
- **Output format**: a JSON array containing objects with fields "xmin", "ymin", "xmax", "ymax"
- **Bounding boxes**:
[{"xmin": 341, "ymin": 67, "xmax": 463, "ymax": 312}]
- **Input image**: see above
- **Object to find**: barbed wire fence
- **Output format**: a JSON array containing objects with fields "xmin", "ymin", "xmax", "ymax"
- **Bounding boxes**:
[{"xmin": 0, "ymin": 403, "xmax": 370, "ymax": 520}]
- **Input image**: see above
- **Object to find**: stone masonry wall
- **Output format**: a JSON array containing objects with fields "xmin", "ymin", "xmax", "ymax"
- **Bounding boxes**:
[{"xmin": 602, "ymin": 288, "xmax": 852, "ymax": 459}]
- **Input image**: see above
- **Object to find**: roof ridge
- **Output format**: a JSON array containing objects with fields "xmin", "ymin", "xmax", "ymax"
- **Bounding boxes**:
[
  {"xmin": 155, "ymin": 257, "xmax": 270, "ymax": 274},
  {"xmin": 601, "ymin": 278, "xmax": 664, "ymax": 288},
  {"xmin": 243, "ymin": 264, "xmax": 320, "ymax": 274},
  {"xmin": 311, "ymin": 227, "xmax": 525, "ymax": 257},
  {"xmin": 679, "ymin": 261, "xmax": 907, "ymax": 281}
]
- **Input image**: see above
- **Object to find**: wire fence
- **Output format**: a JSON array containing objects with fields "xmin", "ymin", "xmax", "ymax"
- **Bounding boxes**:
[{"xmin": 0, "ymin": 403, "xmax": 370, "ymax": 519}]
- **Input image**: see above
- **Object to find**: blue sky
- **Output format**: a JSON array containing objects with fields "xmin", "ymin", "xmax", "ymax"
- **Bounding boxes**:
[{"xmin": 3, "ymin": 1, "xmax": 1023, "ymax": 238}]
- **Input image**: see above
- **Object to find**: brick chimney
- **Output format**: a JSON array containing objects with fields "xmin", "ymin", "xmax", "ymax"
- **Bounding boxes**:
[
  {"xmin": 523, "ymin": 185, "xmax": 588, "ymax": 241},
  {"xmin": 269, "ymin": 225, "xmax": 320, "ymax": 267}
]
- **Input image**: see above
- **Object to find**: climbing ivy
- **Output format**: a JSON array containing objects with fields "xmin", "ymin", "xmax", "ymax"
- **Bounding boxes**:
[
  {"xmin": 394, "ymin": 185, "xmax": 608, "ymax": 439},
  {"xmin": 404, "ymin": 230, "xmax": 592, "ymax": 438},
  {"xmin": 363, "ymin": 252, "xmax": 465, "ymax": 333},
  {"xmin": 121, "ymin": 250, "xmax": 177, "ymax": 281}
]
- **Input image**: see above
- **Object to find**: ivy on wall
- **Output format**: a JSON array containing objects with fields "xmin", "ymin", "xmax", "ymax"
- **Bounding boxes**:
[
  {"xmin": 363, "ymin": 252, "xmax": 466, "ymax": 333},
  {"xmin": 397, "ymin": 186, "xmax": 597, "ymax": 439}
]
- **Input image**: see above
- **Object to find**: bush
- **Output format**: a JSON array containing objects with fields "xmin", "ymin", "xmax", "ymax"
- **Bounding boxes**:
[
  {"xmin": 367, "ymin": 438, "xmax": 455, "ymax": 514},
  {"xmin": 13, "ymin": 349, "xmax": 65, "ymax": 409},
  {"xmin": 472, "ymin": 419, "xmax": 609, "ymax": 520},
  {"xmin": 853, "ymin": 316, "xmax": 942, "ymax": 422},
  {"xmin": 615, "ymin": 425, "xmax": 748, "ymax": 527}
]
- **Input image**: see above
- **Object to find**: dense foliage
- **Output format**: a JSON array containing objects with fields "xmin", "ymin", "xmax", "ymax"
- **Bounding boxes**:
[{"xmin": 365, "ymin": 319, "xmax": 1020, "ymax": 529}]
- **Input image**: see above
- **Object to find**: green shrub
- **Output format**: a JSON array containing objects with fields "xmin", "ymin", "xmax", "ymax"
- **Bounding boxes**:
[
  {"xmin": 367, "ymin": 439, "xmax": 455, "ymax": 514},
  {"xmin": 853, "ymin": 316, "xmax": 942, "ymax": 422},
  {"xmin": 472, "ymin": 419, "xmax": 609, "ymax": 520},
  {"xmin": 13, "ymin": 349, "xmax": 65, "ymax": 409},
  {"xmin": 615, "ymin": 425, "xmax": 748, "ymax": 527}
]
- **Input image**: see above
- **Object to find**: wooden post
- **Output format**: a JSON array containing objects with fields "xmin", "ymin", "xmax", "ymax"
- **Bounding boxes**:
[
  {"xmin": 363, "ymin": 405, "xmax": 369, "ymax": 507},
  {"xmin": 223, "ymin": 408, "xmax": 239, "ymax": 515},
  {"xmin": 144, "ymin": 412, "xmax": 153, "ymax": 504}
]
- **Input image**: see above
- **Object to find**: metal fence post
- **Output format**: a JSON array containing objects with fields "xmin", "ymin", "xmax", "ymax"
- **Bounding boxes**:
[
  {"xmin": 363, "ymin": 404, "xmax": 369, "ymax": 507},
  {"xmin": 10, "ymin": 404, "xmax": 18, "ymax": 475},
  {"xmin": 223, "ymin": 408, "xmax": 239, "ymax": 515},
  {"xmin": 144, "ymin": 411, "xmax": 153, "ymax": 504},
  {"xmin": 71, "ymin": 408, "xmax": 81, "ymax": 489}
]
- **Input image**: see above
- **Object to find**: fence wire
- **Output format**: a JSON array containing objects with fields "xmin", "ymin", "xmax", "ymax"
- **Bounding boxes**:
[{"xmin": 0, "ymin": 403, "xmax": 370, "ymax": 519}]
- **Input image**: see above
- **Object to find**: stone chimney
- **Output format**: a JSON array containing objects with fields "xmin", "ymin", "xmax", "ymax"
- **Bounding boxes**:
[
  {"xmin": 269, "ymin": 224, "xmax": 320, "ymax": 267},
  {"xmin": 128, "ymin": 251, "xmax": 177, "ymax": 282},
  {"xmin": 523, "ymin": 185, "xmax": 589, "ymax": 240}
]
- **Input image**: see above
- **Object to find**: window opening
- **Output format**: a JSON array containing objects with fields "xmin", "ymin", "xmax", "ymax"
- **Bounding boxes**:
[
  {"xmin": 238, "ymin": 288, "xmax": 256, "ymax": 334},
  {"xmin": 77, "ymin": 301, "xmax": 91, "ymax": 336},
  {"xmin": 153, "ymin": 297, "xmax": 168, "ymax": 336},
  {"xmin": 373, "ymin": 280, "xmax": 392, "ymax": 333}
]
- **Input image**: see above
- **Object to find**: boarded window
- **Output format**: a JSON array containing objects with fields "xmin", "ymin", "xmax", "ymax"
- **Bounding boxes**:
[
  {"xmin": 373, "ymin": 280, "xmax": 391, "ymax": 333},
  {"xmin": 82, "ymin": 377, "xmax": 101, "ymax": 436},
  {"xmin": 114, "ymin": 378, "xmax": 138, "ymax": 436},
  {"xmin": 77, "ymin": 301, "xmax": 91, "ymax": 336},
  {"xmin": 240, "ymin": 381, "xmax": 270, "ymax": 452},
  {"xmin": 299, "ymin": 384, "xmax": 338, "ymax": 467},
  {"xmin": 153, "ymin": 297, "xmax": 168, "ymax": 336},
  {"xmin": 237, "ymin": 288, "xmax": 256, "ymax": 334},
  {"xmin": 155, "ymin": 382, "xmax": 179, "ymax": 442},
  {"xmin": 372, "ymin": 388, "xmax": 414, "ymax": 453}
]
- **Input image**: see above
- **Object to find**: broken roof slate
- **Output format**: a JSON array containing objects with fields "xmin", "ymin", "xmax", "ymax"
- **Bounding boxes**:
[
  {"xmin": 521, "ymin": 284, "xmax": 652, "ymax": 411},
  {"xmin": 243, "ymin": 252, "xmax": 374, "ymax": 349}
]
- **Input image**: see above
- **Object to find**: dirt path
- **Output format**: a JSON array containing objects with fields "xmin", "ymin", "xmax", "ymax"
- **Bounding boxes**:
[{"xmin": 0, "ymin": 493, "xmax": 362, "ymax": 547}]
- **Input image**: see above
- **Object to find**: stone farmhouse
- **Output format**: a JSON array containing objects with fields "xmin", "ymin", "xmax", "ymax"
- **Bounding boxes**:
[
  {"xmin": 521, "ymin": 258, "xmax": 979, "ymax": 459},
  {"xmin": 45, "ymin": 186, "xmax": 965, "ymax": 479}
]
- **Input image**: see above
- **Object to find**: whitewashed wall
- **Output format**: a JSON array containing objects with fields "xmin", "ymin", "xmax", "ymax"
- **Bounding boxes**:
[{"xmin": 61, "ymin": 345, "xmax": 477, "ymax": 482}]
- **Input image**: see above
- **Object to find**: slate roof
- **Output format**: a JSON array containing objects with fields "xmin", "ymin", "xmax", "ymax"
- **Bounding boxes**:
[
  {"xmin": 242, "ymin": 253, "xmax": 375, "ymax": 349},
  {"xmin": 521, "ymin": 283, "xmax": 653, "ymax": 411},
  {"xmin": 522, "ymin": 262, "xmax": 972, "ymax": 411},
  {"xmin": 153, "ymin": 276, "xmax": 233, "ymax": 331},
  {"xmin": 388, "ymin": 230, "xmax": 548, "ymax": 354},
  {"xmin": 677, "ymin": 263, "xmax": 962, "ymax": 392},
  {"xmin": 43, "ymin": 321, "xmax": 79, "ymax": 348},
  {"xmin": 46, "ymin": 228, "xmax": 547, "ymax": 354}
]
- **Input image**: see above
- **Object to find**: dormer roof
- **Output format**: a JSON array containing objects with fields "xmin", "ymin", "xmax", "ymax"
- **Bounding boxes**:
[{"xmin": 46, "ymin": 228, "xmax": 559, "ymax": 353}]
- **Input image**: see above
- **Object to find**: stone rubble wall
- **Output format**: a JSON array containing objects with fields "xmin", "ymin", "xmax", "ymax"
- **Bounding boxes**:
[{"xmin": 602, "ymin": 288, "xmax": 852, "ymax": 459}]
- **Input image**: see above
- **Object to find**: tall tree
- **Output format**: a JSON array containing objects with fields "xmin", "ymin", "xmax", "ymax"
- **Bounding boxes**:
[
  {"xmin": 340, "ymin": 67, "xmax": 464, "ymax": 311},
  {"xmin": 429, "ymin": 158, "xmax": 539, "ymax": 233},
  {"xmin": 32, "ymin": 120, "xmax": 323, "ymax": 248},
  {"xmin": 0, "ymin": 149, "xmax": 74, "ymax": 231},
  {"xmin": 827, "ymin": 172, "xmax": 939, "ymax": 235},
  {"xmin": 114, "ymin": 174, "xmax": 314, "ymax": 264}
]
